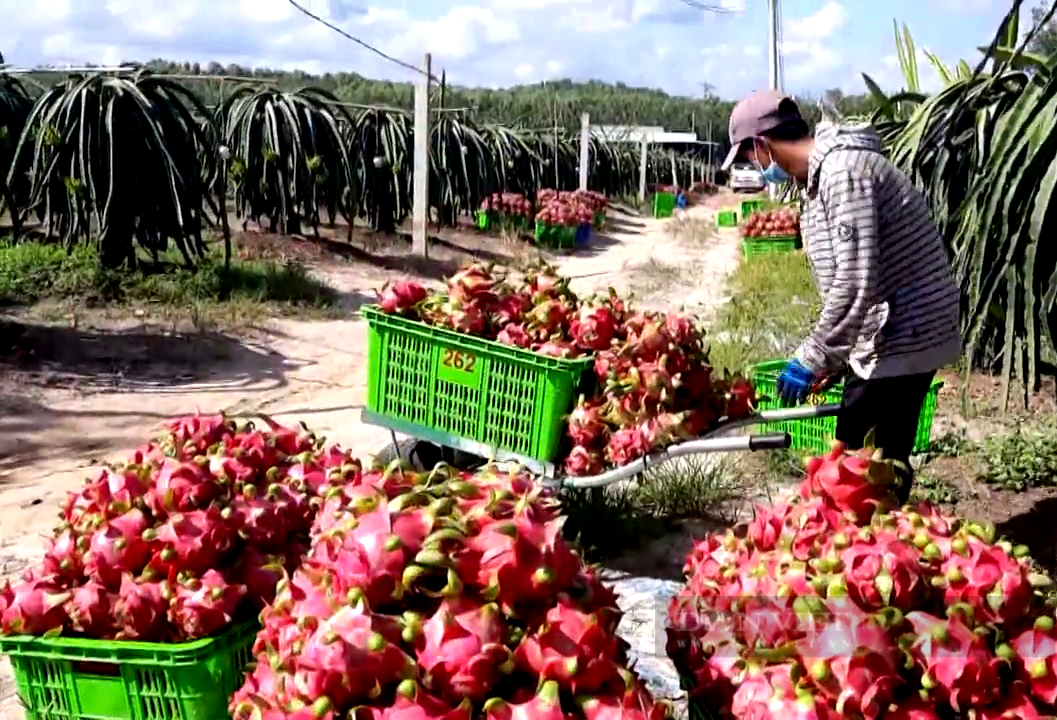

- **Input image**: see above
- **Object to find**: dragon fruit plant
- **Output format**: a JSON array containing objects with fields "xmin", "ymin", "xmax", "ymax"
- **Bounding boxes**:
[
  {"xmin": 667, "ymin": 440, "xmax": 1057, "ymax": 718},
  {"xmin": 0, "ymin": 413, "xmax": 366, "ymax": 642},
  {"xmin": 230, "ymin": 463, "xmax": 671, "ymax": 720},
  {"xmin": 378, "ymin": 260, "xmax": 758, "ymax": 477}
]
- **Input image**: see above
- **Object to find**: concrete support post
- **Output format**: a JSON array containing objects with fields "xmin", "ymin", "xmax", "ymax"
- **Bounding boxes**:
[
  {"xmin": 578, "ymin": 112, "xmax": 590, "ymax": 190},
  {"xmin": 638, "ymin": 140, "xmax": 648, "ymax": 203},
  {"xmin": 412, "ymin": 53, "xmax": 431, "ymax": 257}
]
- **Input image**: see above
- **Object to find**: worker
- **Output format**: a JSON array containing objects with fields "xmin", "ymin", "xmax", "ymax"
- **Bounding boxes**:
[{"xmin": 720, "ymin": 89, "xmax": 961, "ymax": 504}]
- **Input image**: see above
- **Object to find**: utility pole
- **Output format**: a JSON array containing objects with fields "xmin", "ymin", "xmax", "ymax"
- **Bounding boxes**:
[
  {"xmin": 706, "ymin": 120, "xmax": 713, "ymax": 185},
  {"xmin": 767, "ymin": 0, "xmax": 780, "ymax": 91}
]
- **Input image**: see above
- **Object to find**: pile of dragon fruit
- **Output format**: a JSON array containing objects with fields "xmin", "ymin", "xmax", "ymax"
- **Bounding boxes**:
[
  {"xmin": 0, "ymin": 414, "xmax": 365, "ymax": 642},
  {"xmin": 231, "ymin": 463, "xmax": 670, "ymax": 720},
  {"xmin": 378, "ymin": 261, "xmax": 756, "ymax": 477},
  {"xmin": 479, "ymin": 192, "xmax": 533, "ymax": 219},
  {"xmin": 666, "ymin": 441, "xmax": 1057, "ymax": 719}
]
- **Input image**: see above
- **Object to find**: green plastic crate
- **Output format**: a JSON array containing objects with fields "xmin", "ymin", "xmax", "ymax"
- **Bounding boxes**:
[
  {"xmin": 749, "ymin": 360, "xmax": 943, "ymax": 454},
  {"xmin": 593, "ymin": 211, "xmax": 606, "ymax": 230},
  {"xmin": 534, "ymin": 221, "xmax": 577, "ymax": 249},
  {"xmin": 717, "ymin": 209, "xmax": 738, "ymax": 228},
  {"xmin": 653, "ymin": 192, "xmax": 676, "ymax": 219},
  {"xmin": 476, "ymin": 210, "xmax": 496, "ymax": 230},
  {"xmin": 0, "ymin": 621, "xmax": 257, "ymax": 720},
  {"xmin": 740, "ymin": 198, "xmax": 767, "ymax": 218},
  {"xmin": 742, "ymin": 236, "xmax": 798, "ymax": 258},
  {"xmin": 500, "ymin": 214, "xmax": 531, "ymax": 232},
  {"xmin": 363, "ymin": 305, "xmax": 592, "ymax": 466}
]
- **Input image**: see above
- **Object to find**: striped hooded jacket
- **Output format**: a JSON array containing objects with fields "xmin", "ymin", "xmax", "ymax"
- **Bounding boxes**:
[{"xmin": 796, "ymin": 122, "xmax": 961, "ymax": 380}]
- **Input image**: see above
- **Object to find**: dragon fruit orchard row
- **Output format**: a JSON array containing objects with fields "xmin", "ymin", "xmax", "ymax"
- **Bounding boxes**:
[
  {"xmin": 667, "ymin": 440, "xmax": 1057, "ymax": 719},
  {"xmin": 378, "ymin": 261, "xmax": 757, "ymax": 477}
]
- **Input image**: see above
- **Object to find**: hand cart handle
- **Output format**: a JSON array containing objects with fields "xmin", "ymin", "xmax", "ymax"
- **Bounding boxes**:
[
  {"xmin": 549, "ymin": 404, "xmax": 842, "ymax": 490},
  {"xmin": 748, "ymin": 432, "xmax": 792, "ymax": 451}
]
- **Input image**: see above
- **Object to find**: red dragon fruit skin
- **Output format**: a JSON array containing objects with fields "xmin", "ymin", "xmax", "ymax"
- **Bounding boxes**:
[
  {"xmin": 84, "ymin": 520, "xmax": 152, "ymax": 589},
  {"xmin": 114, "ymin": 574, "xmax": 170, "ymax": 640},
  {"xmin": 1012, "ymin": 623, "xmax": 1057, "ymax": 705},
  {"xmin": 67, "ymin": 579, "xmax": 115, "ymax": 637},
  {"xmin": 974, "ymin": 683, "xmax": 1046, "ymax": 719},
  {"xmin": 570, "ymin": 304, "xmax": 619, "ymax": 352},
  {"xmin": 169, "ymin": 569, "xmax": 246, "ymax": 639},
  {"xmin": 839, "ymin": 531, "xmax": 925, "ymax": 612},
  {"xmin": 353, "ymin": 679, "xmax": 473, "ymax": 720},
  {"xmin": 515, "ymin": 597, "xmax": 623, "ymax": 694},
  {"xmin": 904, "ymin": 611, "xmax": 1003, "ymax": 711},
  {"xmin": 148, "ymin": 507, "xmax": 237, "ymax": 576},
  {"xmin": 941, "ymin": 541, "xmax": 1034, "ymax": 625},
  {"xmin": 484, "ymin": 680, "xmax": 565, "ymax": 720},
  {"xmin": 798, "ymin": 610, "xmax": 902, "ymax": 718},
  {"xmin": 1, "ymin": 576, "xmax": 71, "ymax": 635},
  {"xmin": 412, "ymin": 597, "xmax": 512, "ymax": 703},
  {"xmin": 880, "ymin": 698, "xmax": 942, "ymax": 720}
]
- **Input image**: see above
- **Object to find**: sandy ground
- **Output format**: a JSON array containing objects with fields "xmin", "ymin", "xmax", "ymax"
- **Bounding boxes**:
[{"xmin": 0, "ymin": 195, "xmax": 744, "ymax": 719}]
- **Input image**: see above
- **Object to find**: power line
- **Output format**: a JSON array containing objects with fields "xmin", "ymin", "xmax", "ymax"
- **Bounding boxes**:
[
  {"xmin": 285, "ymin": 0, "xmax": 441, "ymax": 83},
  {"xmin": 675, "ymin": 0, "xmax": 736, "ymax": 13}
]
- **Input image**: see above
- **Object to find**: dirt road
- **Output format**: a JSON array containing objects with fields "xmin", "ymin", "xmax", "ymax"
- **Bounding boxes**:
[{"xmin": 0, "ymin": 196, "xmax": 743, "ymax": 720}]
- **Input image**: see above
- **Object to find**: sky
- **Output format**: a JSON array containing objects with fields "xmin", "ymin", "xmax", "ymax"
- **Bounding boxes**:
[{"xmin": 0, "ymin": 0, "xmax": 1039, "ymax": 100}]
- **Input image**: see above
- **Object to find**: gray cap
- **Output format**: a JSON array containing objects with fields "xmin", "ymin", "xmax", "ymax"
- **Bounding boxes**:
[{"xmin": 721, "ymin": 89, "xmax": 804, "ymax": 171}]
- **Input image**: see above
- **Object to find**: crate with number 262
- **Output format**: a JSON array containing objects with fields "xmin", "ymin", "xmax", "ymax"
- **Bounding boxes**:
[{"xmin": 361, "ymin": 306, "xmax": 591, "ymax": 471}]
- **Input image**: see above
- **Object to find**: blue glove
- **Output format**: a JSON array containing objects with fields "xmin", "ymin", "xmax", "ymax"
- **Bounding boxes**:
[{"xmin": 775, "ymin": 359, "xmax": 816, "ymax": 407}]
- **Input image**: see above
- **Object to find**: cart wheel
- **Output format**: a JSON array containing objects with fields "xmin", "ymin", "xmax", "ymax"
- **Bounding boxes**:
[{"xmin": 372, "ymin": 438, "xmax": 490, "ymax": 472}]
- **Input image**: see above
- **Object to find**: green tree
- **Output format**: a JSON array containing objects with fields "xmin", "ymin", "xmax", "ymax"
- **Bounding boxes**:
[{"xmin": 1028, "ymin": 1, "xmax": 1057, "ymax": 56}]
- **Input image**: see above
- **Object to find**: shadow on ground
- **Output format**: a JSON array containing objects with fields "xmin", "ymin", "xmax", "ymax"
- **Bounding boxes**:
[
  {"xmin": 597, "ymin": 518, "xmax": 724, "ymax": 582},
  {"xmin": 997, "ymin": 495, "xmax": 1057, "ymax": 576},
  {"xmin": 0, "ymin": 319, "xmax": 304, "ymax": 393}
]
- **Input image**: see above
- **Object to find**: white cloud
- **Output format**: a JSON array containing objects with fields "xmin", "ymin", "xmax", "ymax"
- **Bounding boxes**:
[
  {"xmin": 785, "ymin": 2, "xmax": 848, "ymax": 42},
  {"xmin": 779, "ymin": 3, "xmax": 846, "ymax": 85}
]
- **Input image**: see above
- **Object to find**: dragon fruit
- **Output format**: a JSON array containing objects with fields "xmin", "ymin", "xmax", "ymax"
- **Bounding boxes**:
[
  {"xmin": 798, "ymin": 611, "xmax": 902, "ymax": 718},
  {"xmin": 564, "ymin": 445, "xmax": 606, "ymax": 476},
  {"xmin": 1012, "ymin": 623, "xmax": 1057, "ymax": 705},
  {"xmin": 515, "ymin": 598, "xmax": 623, "ymax": 692},
  {"xmin": 904, "ymin": 612, "xmax": 1003, "ymax": 711},
  {"xmin": 114, "ymin": 574, "xmax": 171, "ymax": 639},
  {"xmin": 567, "ymin": 397, "xmax": 609, "ymax": 447},
  {"xmin": 380, "ymin": 280, "xmax": 428, "ymax": 315},
  {"xmin": 1, "ymin": 576, "xmax": 72, "ymax": 635},
  {"xmin": 145, "ymin": 507, "xmax": 236, "ymax": 576},
  {"xmin": 803, "ymin": 442, "xmax": 899, "ymax": 523},
  {"xmin": 839, "ymin": 530, "xmax": 924, "ymax": 611},
  {"xmin": 940, "ymin": 541, "xmax": 1034, "ymax": 625},
  {"xmin": 483, "ymin": 680, "xmax": 565, "ymax": 720},
  {"xmin": 352, "ymin": 680, "xmax": 473, "ymax": 720},
  {"xmin": 570, "ymin": 304, "xmax": 619, "ymax": 352},
  {"xmin": 169, "ymin": 569, "xmax": 246, "ymax": 639},
  {"xmin": 412, "ymin": 598, "xmax": 512, "ymax": 702},
  {"xmin": 604, "ymin": 427, "xmax": 650, "ymax": 466},
  {"xmin": 84, "ymin": 514, "xmax": 152, "ymax": 588},
  {"xmin": 67, "ymin": 580, "xmax": 114, "ymax": 637}
]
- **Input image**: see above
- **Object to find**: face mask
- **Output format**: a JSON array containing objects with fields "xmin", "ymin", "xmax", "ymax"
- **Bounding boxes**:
[{"xmin": 754, "ymin": 139, "xmax": 790, "ymax": 184}]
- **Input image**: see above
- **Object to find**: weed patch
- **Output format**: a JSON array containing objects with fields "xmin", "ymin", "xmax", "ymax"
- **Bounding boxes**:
[
  {"xmin": 706, "ymin": 251, "xmax": 818, "ymax": 373},
  {"xmin": 0, "ymin": 239, "xmax": 337, "ymax": 320}
]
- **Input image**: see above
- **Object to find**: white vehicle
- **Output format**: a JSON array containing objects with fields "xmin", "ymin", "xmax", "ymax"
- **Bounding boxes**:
[{"xmin": 728, "ymin": 163, "xmax": 766, "ymax": 193}]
